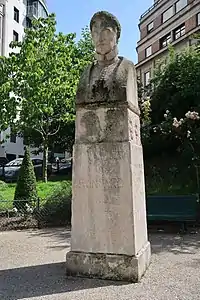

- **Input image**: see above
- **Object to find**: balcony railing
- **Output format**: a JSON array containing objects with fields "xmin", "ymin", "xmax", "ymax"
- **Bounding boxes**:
[
  {"xmin": 140, "ymin": 0, "xmax": 163, "ymax": 20},
  {"xmin": 27, "ymin": 5, "xmax": 38, "ymax": 19}
]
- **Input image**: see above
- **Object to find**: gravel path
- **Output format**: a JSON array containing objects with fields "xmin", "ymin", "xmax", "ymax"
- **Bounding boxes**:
[{"xmin": 0, "ymin": 227, "xmax": 200, "ymax": 300}]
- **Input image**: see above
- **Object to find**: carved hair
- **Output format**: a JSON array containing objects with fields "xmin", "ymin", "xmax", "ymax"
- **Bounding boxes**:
[{"xmin": 90, "ymin": 11, "xmax": 121, "ymax": 41}]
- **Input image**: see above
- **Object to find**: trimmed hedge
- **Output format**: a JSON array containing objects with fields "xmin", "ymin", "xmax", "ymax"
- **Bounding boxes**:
[{"xmin": 14, "ymin": 147, "xmax": 38, "ymax": 209}]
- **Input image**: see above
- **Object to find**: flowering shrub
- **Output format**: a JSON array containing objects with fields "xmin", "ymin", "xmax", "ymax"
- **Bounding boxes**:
[
  {"xmin": 138, "ymin": 42, "xmax": 200, "ymax": 193},
  {"xmin": 140, "ymin": 96, "xmax": 152, "ymax": 142},
  {"xmin": 25, "ymin": 203, "xmax": 34, "ymax": 214}
]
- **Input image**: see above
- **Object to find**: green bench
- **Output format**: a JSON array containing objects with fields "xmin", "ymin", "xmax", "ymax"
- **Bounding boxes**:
[{"xmin": 146, "ymin": 195, "xmax": 200, "ymax": 231}]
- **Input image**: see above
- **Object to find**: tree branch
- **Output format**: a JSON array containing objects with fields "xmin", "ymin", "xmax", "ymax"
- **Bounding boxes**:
[
  {"xmin": 48, "ymin": 124, "xmax": 60, "ymax": 136},
  {"xmin": 33, "ymin": 127, "xmax": 45, "ymax": 138}
]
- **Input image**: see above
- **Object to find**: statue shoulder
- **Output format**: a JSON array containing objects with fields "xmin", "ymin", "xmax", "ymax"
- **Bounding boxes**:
[
  {"xmin": 78, "ymin": 63, "xmax": 93, "ymax": 86},
  {"xmin": 119, "ymin": 57, "xmax": 136, "ymax": 72},
  {"xmin": 117, "ymin": 57, "xmax": 137, "ymax": 85},
  {"xmin": 76, "ymin": 62, "xmax": 94, "ymax": 104}
]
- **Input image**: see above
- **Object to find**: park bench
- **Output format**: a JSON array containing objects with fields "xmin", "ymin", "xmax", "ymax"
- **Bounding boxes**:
[{"xmin": 146, "ymin": 195, "xmax": 200, "ymax": 231}]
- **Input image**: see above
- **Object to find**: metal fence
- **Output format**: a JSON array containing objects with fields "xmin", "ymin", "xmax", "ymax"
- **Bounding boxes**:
[
  {"xmin": 0, "ymin": 198, "xmax": 55, "ymax": 230},
  {"xmin": 0, "ymin": 199, "xmax": 37, "ymax": 230},
  {"xmin": 0, "ymin": 196, "xmax": 71, "ymax": 231}
]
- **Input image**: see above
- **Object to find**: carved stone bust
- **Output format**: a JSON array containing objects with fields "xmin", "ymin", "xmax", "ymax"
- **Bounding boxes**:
[{"xmin": 76, "ymin": 11, "xmax": 139, "ymax": 111}]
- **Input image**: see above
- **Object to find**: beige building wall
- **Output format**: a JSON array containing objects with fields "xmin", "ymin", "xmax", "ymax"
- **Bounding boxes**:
[
  {"xmin": 136, "ymin": 0, "xmax": 200, "ymax": 86},
  {"xmin": 0, "ymin": 0, "xmax": 48, "ymax": 160}
]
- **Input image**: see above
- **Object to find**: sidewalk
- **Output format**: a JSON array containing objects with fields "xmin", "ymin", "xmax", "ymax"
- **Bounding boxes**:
[{"xmin": 0, "ymin": 227, "xmax": 200, "ymax": 300}]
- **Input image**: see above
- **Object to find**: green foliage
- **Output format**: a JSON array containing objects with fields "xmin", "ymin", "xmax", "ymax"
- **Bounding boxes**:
[
  {"xmin": 50, "ymin": 119, "xmax": 75, "ymax": 155},
  {"xmin": 151, "ymin": 46, "xmax": 200, "ymax": 125},
  {"xmin": 6, "ymin": 15, "xmax": 82, "ymax": 181},
  {"xmin": 40, "ymin": 181, "xmax": 72, "ymax": 226},
  {"xmin": 0, "ymin": 180, "xmax": 7, "ymax": 189},
  {"xmin": 145, "ymin": 157, "xmax": 198, "ymax": 195},
  {"xmin": 139, "ymin": 44, "xmax": 200, "ymax": 194},
  {"xmin": 8, "ymin": 16, "xmax": 94, "ymax": 171},
  {"xmin": 77, "ymin": 26, "xmax": 95, "ymax": 68},
  {"xmin": 14, "ymin": 147, "xmax": 38, "ymax": 208},
  {"xmin": 150, "ymin": 46, "xmax": 200, "ymax": 155},
  {"xmin": 140, "ymin": 45, "xmax": 200, "ymax": 155},
  {"xmin": 0, "ymin": 56, "xmax": 18, "ymax": 132},
  {"xmin": 22, "ymin": 118, "xmax": 75, "ymax": 156}
]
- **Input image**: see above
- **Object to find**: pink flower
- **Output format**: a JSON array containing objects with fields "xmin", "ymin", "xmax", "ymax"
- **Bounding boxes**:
[
  {"xmin": 187, "ymin": 130, "xmax": 191, "ymax": 138},
  {"xmin": 172, "ymin": 117, "xmax": 184, "ymax": 128},
  {"xmin": 185, "ymin": 111, "xmax": 200, "ymax": 120}
]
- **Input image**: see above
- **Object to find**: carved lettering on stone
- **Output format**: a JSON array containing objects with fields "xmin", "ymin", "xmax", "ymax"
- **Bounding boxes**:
[{"xmin": 74, "ymin": 177, "xmax": 123, "ymax": 189}]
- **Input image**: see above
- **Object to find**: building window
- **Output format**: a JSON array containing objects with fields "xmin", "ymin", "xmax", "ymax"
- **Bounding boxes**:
[
  {"xmin": 147, "ymin": 21, "xmax": 154, "ymax": 33},
  {"xmin": 145, "ymin": 46, "xmax": 152, "ymax": 58},
  {"xmin": 174, "ymin": 24, "xmax": 185, "ymax": 40},
  {"xmin": 197, "ymin": 13, "xmax": 200, "ymax": 25},
  {"xmin": 14, "ymin": 7, "xmax": 19, "ymax": 23},
  {"xmin": 38, "ymin": 1, "xmax": 48, "ymax": 18},
  {"xmin": 162, "ymin": 6, "xmax": 174, "ymax": 23},
  {"xmin": 175, "ymin": 0, "xmax": 187, "ymax": 13},
  {"xmin": 13, "ymin": 30, "xmax": 19, "ymax": 42},
  {"xmin": 160, "ymin": 33, "xmax": 172, "ymax": 48},
  {"xmin": 144, "ymin": 71, "xmax": 150, "ymax": 86},
  {"xmin": 26, "ymin": 17, "xmax": 32, "ymax": 28}
]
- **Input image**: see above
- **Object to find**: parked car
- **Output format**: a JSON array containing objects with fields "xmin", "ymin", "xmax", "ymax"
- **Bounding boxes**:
[
  {"xmin": 2, "ymin": 158, "xmax": 52, "ymax": 182},
  {"xmin": 52, "ymin": 157, "xmax": 72, "ymax": 175}
]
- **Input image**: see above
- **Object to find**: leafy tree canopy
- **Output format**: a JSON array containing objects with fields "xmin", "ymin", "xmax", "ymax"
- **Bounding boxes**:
[{"xmin": 8, "ymin": 14, "xmax": 94, "ymax": 181}]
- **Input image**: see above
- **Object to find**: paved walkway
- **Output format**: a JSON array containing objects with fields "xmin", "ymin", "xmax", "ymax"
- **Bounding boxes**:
[{"xmin": 0, "ymin": 227, "xmax": 200, "ymax": 300}]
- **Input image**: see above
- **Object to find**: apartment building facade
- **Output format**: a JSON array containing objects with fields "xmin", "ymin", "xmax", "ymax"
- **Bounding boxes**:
[
  {"xmin": 0, "ymin": 0, "xmax": 48, "ymax": 160},
  {"xmin": 136, "ymin": 0, "xmax": 200, "ymax": 87}
]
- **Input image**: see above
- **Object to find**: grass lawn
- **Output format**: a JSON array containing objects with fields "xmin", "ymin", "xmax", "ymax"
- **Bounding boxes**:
[
  {"xmin": 0, "ymin": 181, "xmax": 60, "ymax": 201},
  {"xmin": 0, "ymin": 175, "xmax": 72, "ymax": 211}
]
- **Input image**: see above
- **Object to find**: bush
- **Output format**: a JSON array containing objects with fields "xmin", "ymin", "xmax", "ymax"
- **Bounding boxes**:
[
  {"xmin": 0, "ymin": 192, "xmax": 3, "ymax": 201},
  {"xmin": 0, "ymin": 180, "xmax": 7, "ymax": 189},
  {"xmin": 39, "ymin": 181, "xmax": 72, "ymax": 226},
  {"xmin": 13, "ymin": 147, "xmax": 38, "ymax": 210}
]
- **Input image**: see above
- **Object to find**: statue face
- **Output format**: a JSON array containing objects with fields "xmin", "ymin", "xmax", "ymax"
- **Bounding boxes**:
[{"xmin": 91, "ymin": 18, "xmax": 117, "ymax": 55}]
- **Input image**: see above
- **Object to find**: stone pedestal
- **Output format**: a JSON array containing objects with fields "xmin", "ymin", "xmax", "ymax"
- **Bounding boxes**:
[{"xmin": 66, "ymin": 102, "xmax": 151, "ymax": 282}]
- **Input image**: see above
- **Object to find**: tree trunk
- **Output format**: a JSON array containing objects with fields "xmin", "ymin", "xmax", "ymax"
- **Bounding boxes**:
[{"xmin": 43, "ymin": 140, "xmax": 48, "ymax": 183}]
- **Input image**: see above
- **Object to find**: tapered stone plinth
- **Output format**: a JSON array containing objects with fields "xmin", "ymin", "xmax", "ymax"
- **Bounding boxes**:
[
  {"xmin": 66, "ymin": 103, "xmax": 151, "ymax": 282},
  {"xmin": 66, "ymin": 10, "xmax": 151, "ymax": 282}
]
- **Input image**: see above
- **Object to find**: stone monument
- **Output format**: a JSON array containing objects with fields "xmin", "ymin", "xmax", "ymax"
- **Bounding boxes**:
[{"xmin": 66, "ymin": 11, "xmax": 151, "ymax": 282}]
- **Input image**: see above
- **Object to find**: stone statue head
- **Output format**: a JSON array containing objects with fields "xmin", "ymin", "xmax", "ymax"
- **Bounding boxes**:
[{"xmin": 90, "ymin": 11, "xmax": 121, "ymax": 56}]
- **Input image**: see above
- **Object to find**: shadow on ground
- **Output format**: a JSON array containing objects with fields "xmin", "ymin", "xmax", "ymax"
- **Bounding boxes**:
[
  {"xmin": 0, "ymin": 262, "xmax": 127, "ymax": 300},
  {"xmin": 27, "ymin": 227, "xmax": 71, "ymax": 250},
  {"xmin": 1, "ymin": 227, "xmax": 200, "ymax": 299},
  {"xmin": 27, "ymin": 226, "xmax": 200, "ymax": 255},
  {"xmin": 28, "ymin": 227, "xmax": 70, "ymax": 239},
  {"xmin": 149, "ymin": 225, "xmax": 200, "ymax": 255}
]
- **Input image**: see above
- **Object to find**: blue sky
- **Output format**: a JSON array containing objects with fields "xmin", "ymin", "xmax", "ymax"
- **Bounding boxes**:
[{"xmin": 46, "ymin": 0, "xmax": 153, "ymax": 63}]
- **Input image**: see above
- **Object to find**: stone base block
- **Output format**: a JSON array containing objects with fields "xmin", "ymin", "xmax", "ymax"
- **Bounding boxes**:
[{"xmin": 66, "ymin": 242, "xmax": 151, "ymax": 282}]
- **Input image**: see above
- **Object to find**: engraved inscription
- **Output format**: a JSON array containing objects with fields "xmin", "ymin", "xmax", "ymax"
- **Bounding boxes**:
[{"xmin": 74, "ymin": 177, "xmax": 123, "ymax": 189}]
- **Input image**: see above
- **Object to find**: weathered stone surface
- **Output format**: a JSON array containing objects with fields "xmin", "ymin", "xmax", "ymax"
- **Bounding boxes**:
[
  {"xmin": 75, "ymin": 106, "xmax": 141, "ymax": 144},
  {"xmin": 66, "ymin": 10, "xmax": 151, "ymax": 283},
  {"xmin": 76, "ymin": 57, "xmax": 139, "ymax": 108},
  {"xmin": 66, "ymin": 242, "xmax": 151, "ymax": 282},
  {"xmin": 71, "ymin": 139, "xmax": 148, "ymax": 256},
  {"xmin": 90, "ymin": 11, "xmax": 121, "ymax": 41}
]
